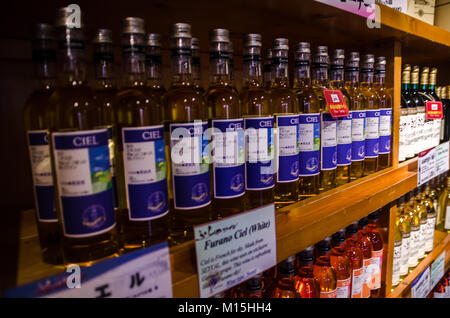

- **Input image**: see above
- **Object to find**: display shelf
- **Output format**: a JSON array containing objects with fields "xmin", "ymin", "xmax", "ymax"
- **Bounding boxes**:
[
  {"xmin": 387, "ymin": 231, "xmax": 450, "ymax": 298},
  {"xmin": 15, "ymin": 163, "xmax": 418, "ymax": 297}
]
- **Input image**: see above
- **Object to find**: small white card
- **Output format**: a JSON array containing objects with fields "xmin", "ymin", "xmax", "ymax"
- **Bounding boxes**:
[
  {"xmin": 194, "ymin": 204, "xmax": 277, "ymax": 298},
  {"xmin": 430, "ymin": 251, "xmax": 446, "ymax": 290},
  {"xmin": 5, "ymin": 242, "xmax": 173, "ymax": 298},
  {"xmin": 411, "ymin": 266, "xmax": 431, "ymax": 298},
  {"xmin": 418, "ymin": 147, "xmax": 437, "ymax": 186},
  {"xmin": 435, "ymin": 142, "xmax": 449, "ymax": 176}
]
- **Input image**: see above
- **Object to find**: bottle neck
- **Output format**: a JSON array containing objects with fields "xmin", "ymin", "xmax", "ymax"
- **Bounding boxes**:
[
  {"xmin": 121, "ymin": 33, "xmax": 146, "ymax": 87},
  {"xmin": 345, "ymin": 68, "xmax": 360, "ymax": 86},
  {"xmin": 361, "ymin": 69, "xmax": 374, "ymax": 86},
  {"xmin": 170, "ymin": 43, "xmax": 193, "ymax": 85},
  {"xmin": 374, "ymin": 71, "xmax": 386, "ymax": 87},
  {"xmin": 146, "ymin": 46, "xmax": 163, "ymax": 88},
  {"xmin": 411, "ymin": 82, "xmax": 419, "ymax": 91},
  {"xmin": 56, "ymin": 28, "xmax": 87, "ymax": 87},
  {"xmin": 271, "ymin": 51, "xmax": 289, "ymax": 88},
  {"xmin": 294, "ymin": 59, "xmax": 311, "ymax": 87},
  {"xmin": 192, "ymin": 48, "xmax": 201, "ymax": 87},
  {"xmin": 243, "ymin": 47, "xmax": 263, "ymax": 87},
  {"xmin": 330, "ymin": 64, "xmax": 344, "ymax": 86},
  {"xmin": 33, "ymin": 53, "xmax": 56, "ymax": 91},
  {"xmin": 209, "ymin": 49, "xmax": 232, "ymax": 86},
  {"xmin": 94, "ymin": 44, "xmax": 115, "ymax": 89},
  {"xmin": 312, "ymin": 63, "xmax": 328, "ymax": 87}
]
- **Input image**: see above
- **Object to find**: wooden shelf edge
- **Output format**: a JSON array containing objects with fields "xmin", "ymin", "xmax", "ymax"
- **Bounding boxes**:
[
  {"xmin": 387, "ymin": 231, "xmax": 450, "ymax": 298},
  {"xmin": 379, "ymin": 4, "xmax": 450, "ymax": 48}
]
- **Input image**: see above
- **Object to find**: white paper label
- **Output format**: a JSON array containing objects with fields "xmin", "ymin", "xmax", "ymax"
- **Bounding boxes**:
[
  {"xmin": 194, "ymin": 204, "xmax": 277, "ymax": 298},
  {"xmin": 436, "ymin": 142, "xmax": 449, "ymax": 175},
  {"xmin": 392, "ymin": 241, "xmax": 402, "ymax": 286},
  {"xmin": 400, "ymin": 235, "xmax": 410, "ymax": 276},
  {"xmin": 430, "ymin": 251, "xmax": 445, "ymax": 290},
  {"xmin": 425, "ymin": 216, "xmax": 436, "ymax": 252},
  {"xmin": 418, "ymin": 147, "xmax": 437, "ymax": 186},
  {"xmin": 411, "ymin": 266, "xmax": 431, "ymax": 298}
]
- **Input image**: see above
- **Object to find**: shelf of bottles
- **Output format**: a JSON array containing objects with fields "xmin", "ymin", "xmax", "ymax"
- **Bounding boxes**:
[{"xmin": 17, "ymin": 4, "xmax": 450, "ymax": 298}]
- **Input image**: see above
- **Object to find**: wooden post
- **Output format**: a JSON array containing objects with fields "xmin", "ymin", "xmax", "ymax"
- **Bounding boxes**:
[{"xmin": 392, "ymin": 40, "xmax": 402, "ymax": 168}]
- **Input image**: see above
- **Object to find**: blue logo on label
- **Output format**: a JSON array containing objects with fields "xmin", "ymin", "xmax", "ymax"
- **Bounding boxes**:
[
  {"xmin": 306, "ymin": 157, "xmax": 319, "ymax": 172},
  {"xmin": 291, "ymin": 161, "xmax": 299, "ymax": 176},
  {"xmin": 82, "ymin": 205, "xmax": 107, "ymax": 230},
  {"xmin": 147, "ymin": 191, "xmax": 166, "ymax": 213},
  {"xmin": 230, "ymin": 174, "xmax": 244, "ymax": 193},
  {"xmin": 192, "ymin": 183, "xmax": 209, "ymax": 203}
]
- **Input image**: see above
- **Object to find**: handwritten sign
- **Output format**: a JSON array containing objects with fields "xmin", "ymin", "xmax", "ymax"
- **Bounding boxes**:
[
  {"xmin": 5, "ymin": 242, "xmax": 173, "ymax": 298},
  {"xmin": 426, "ymin": 101, "xmax": 443, "ymax": 120},
  {"xmin": 194, "ymin": 204, "xmax": 277, "ymax": 298},
  {"xmin": 430, "ymin": 251, "xmax": 446, "ymax": 290},
  {"xmin": 323, "ymin": 89, "xmax": 350, "ymax": 118},
  {"xmin": 315, "ymin": 0, "xmax": 376, "ymax": 18},
  {"xmin": 418, "ymin": 147, "xmax": 437, "ymax": 186},
  {"xmin": 411, "ymin": 266, "xmax": 431, "ymax": 298},
  {"xmin": 435, "ymin": 142, "xmax": 449, "ymax": 175}
]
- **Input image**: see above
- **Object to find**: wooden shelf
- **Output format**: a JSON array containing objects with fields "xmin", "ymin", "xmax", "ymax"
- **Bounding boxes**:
[
  {"xmin": 15, "ymin": 163, "xmax": 418, "ymax": 297},
  {"xmin": 387, "ymin": 231, "xmax": 450, "ymax": 298}
]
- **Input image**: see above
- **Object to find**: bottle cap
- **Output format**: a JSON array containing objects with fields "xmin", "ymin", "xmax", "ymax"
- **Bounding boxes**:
[
  {"xmin": 122, "ymin": 17, "xmax": 145, "ymax": 34},
  {"xmin": 295, "ymin": 42, "xmax": 310, "ymax": 54},
  {"xmin": 210, "ymin": 28, "xmax": 230, "ymax": 43},
  {"xmin": 93, "ymin": 28, "xmax": 113, "ymax": 44},
  {"xmin": 245, "ymin": 274, "xmax": 263, "ymax": 291},
  {"xmin": 33, "ymin": 23, "xmax": 55, "ymax": 40},
  {"xmin": 358, "ymin": 217, "xmax": 369, "ymax": 227},
  {"xmin": 346, "ymin": 222, "xmax": 359, "ymax": 234},
  {"xmin": 331, "ymin": 229, "xmax": 346, "ymax": 243},
  {"xmin": 147, "ymin": 33, "xmax": 161, "ymax": 47},
  {"xmin": 315, "ymin": 236, "xmax": 332, "ymax": 252},
  {"xmin": 272, "ymin": 38, "xmax": 289, "ymax": 51},
  {"xmin": 244, "ymin": 33, "xmax": 262, "ymax": 47},
  {"xmin": 279, "ymin": 256, "xmax": 296, "ymax": 275},
  {"xmin": 363, "ymin": 54, "xmax": 375, "ymax": 64},
  {"xmin": 368, "ymin": 210, "xmax": 380, "ymax": 220},
  {"xmin": 314, "ymin": 45, "xmax": 328, "ymax": 57},
  {"xmin": 332, "ymin": 49, "xmax": 345, "ymax": 60},
  {"xmin": 447, "ymin": 176, "xmax": 450, "ymax": 187},
  {"xmin": 170, "ymin": 23, "xmax": 191, "ymax": 38},
  {"xmin": 298, "ymin": 246, "xmax": 314, "ymax": 263},
  {"xmin": 375, "ymin": 56, "xmax": 386, "ymax": 71}
]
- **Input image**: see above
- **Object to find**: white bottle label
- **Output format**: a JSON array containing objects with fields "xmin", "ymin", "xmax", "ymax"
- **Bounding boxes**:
[
  {"xmin": 399, "ymin": 115, "xmax": 409, "ymax": 161},
  {"xmin": 425, "ymin": 216, "xmax": 436, "ymax": 252},
  {"xmin": 336, "ymin": 277, "xmax": 351, "ymax": 298},
  {"xmin": 408, "ymin": 228, "xmax": 420, "ymax": 267},
  {"xmin": 400, "ymin": 234, "xmax": 410, "ymax": 276},
  {"xmin": 351, "ymin": 267, "xmax": 363, "ymax": 298},
  {"xmin": 392, "ymin": 240, "xmax": 402, "ymax": 287},
  {"xmin": 417, "ymin": 221, "xmax": 427, "ymax": 259}
]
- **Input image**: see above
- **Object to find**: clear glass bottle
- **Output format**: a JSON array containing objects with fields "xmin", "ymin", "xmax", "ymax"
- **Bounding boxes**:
[
  {"xmin": 206, "ymin": 29, "xmax": 244, "ymax": 219},
  {"xmin": 270, "ymin": 38, "xmax": 299, "ymax": 208},
  {"xmin": 330, "ymin": 229, "xmax": 352, "ymax": 298},
  {"xmin": 295, "ymin": 246, "xmax": 320, "ymax": 298},
  {"xmin": 48, "ymin": 7, "xmax": 118, "ymax": 264},
  {"xmin": 344, "ymin": 52, "xmax": 366, "ymax": 180},
  {"xmin": 330, "ymin": 49, "xmax": 351, "ymax": 186},
  {"xmin": 367, "ymin": 210, "xmax": 384, "ymax": 297},
  {"xmin": 23, "ymin": 23, "xmax": 62, "ymax": 264},
  {"xmin": 165, "ymin": 23, "xmax": 211, "ymax": 244},
  {"xmin": 263, "ymin": 48, "xmax": 272, "ymax": 89},
  {"xmin": 411, "ymin": 66, "xmax": 426, "ymax": 154},
  {"xmin": 115, "ymin": 18, "xmax": 169, "ymax": 252},
  {"xmin": 92, "ymin": 29, "xmax": 119, "ymax": 215},
  {"xmin": 405, "ymin": 65, "xmax": 417, "ymax": 159},
  {"xmin": 360, "ymin": 54, "xmax": 380, "ymax": 175},
  {"xmin": 423, "ymin": 182, "xmax": 437, "ymax": 253},
  {"xmin": 398, "ymin": 195, "xmax": 412, "ymax": 276},
  {"xmin": 406, "ymin": 191, "xmax": 421, "ymax": 268},
  {"xmin": 356, "ymin": 218, "xmax": 374, "ymax": 298},
  {"xmin": 374, "ymin": 57, "xmax": 392, "ymax": 170},
  {"xmin": 436, "ymin": 176, "xmax": 450, "ymax": 232},
  {"xmin": 272, "ymin": 256, "xmax": 301, "ymax": 298},
  {"xmin": 344, "ymin": 223, "xmax": 364, "ymax": 298},
  {"xmin": 427, "ymin": 68, "xmax": 441, "ymax": 146},
  {"xmin": 240, "ymin": 34, "xmax": 274, "ymax": 210},
  {"xmin": 392, "ymin": 202, "xmax": 403, "ymax": 287},
  {"xmin": 145, "ymin": 33, "xmax": 166, "ymax": 113},
  {"xmin": 313, "ymin": 237, "xmax": 338, "ymax": 298},
  {"xmin": 312, "ymin": 46, "xmax": 336, "ymax": 192},
  {"xmin": 239, "ymin": 274, "xmax": 264, "ymax": 298},
  {"xmin": 294, "ymin": 42, "xmax": 320, "ymax": 199},
  {"xmin": 191, "ymin": 37, "xmax": 204, "ymax": 95}
]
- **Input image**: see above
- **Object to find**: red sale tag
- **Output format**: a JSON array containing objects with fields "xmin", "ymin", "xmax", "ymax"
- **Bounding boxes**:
[
  {"xmin": 323, "ymin": 89, "xmax": 349, "ymax": 118},
  {"xmin": 426, "ymin": 101, "xmax": 443, "ymax": 120}
]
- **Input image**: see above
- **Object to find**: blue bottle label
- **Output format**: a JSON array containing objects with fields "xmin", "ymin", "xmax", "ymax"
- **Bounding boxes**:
[
  {"xmin": 244, "ymin": 117, "xmax": 275, "ymax": 190},
  {"xmin": 27, "ymin": 130, "xmax": 57, "ymax": 222},
  {"xmin": 52, "ymin": 129, "xmax": 116, "ymax": 238},
  {"xmin": 170, "ymin": 122, "xmax": 211, "ymax": 209},
  {"xmin": 351, "ymin": 110, "xmax": 366, "ymax": 162},
  {"xmin": 276, "ymin": 115, "xmax": 300, "ymax": 182},
  {"xmin": 212, "ymin": 119, "xmax": 245, "ymax": 199},
  {"xmin": 321, "ymin": 113, "xmax": 337, "ymax": 171},
  {"xmin": 298, "ymin": 113, "xmax": 320, "ymax": 176},
  {"xmin": 365, "ymin": 109, "xmax": 380, "ymax": 158},
  {"xmin": 337, "ymin": 115, "xmax": 352, "ymax": 166},
  {"xmin": 122, "ymin": 125, "xmax": 169, "ymax": 220},
  {"xmin": 379, "ymin": 108, "xmax": 392, "ymax": 154}
]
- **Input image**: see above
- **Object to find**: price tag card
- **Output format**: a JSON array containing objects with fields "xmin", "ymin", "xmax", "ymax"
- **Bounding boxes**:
[
  {"xmin": 4, "ymin": 242, "xmax": 172, "ymax": 298},
  {"xmin": 411, "ymin": 266, "xmax": 431, "ymax": 298},
  {"xmin": 430, "ymin": 251, "xmax": 446, "ymax": 290},
  {"xmin": 436, "ymin": 141, "xmax": 449, "ymax": 175},
  {"xmin": 323, "ymin": 89, "xmax": 350, "ymax": 118},
  {"xmin": 315, "ymin": 0, "xmax": 376, "ymax": 18},
  {"xmin": 194, "ymin": 204, "xmax": 277, "ymax": 298},
  {"xmin": 426, "ymin": 101, "xmax": 443, "ymax": 120},
  {"xmin": 418, "ymin": 147, "xmax": 437, "ymax": 186}
]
